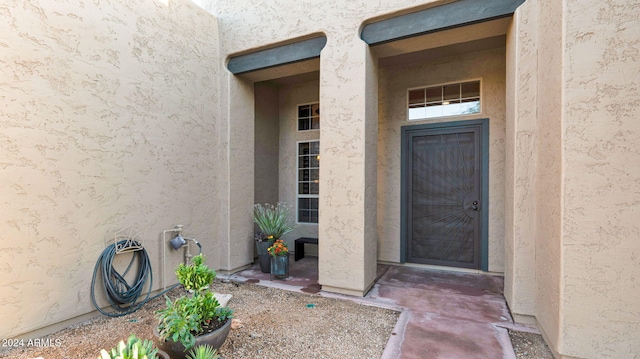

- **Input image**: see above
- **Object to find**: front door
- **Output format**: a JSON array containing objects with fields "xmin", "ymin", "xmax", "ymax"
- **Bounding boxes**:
[{"xmin": 402, "ymin": 120, "xmax": 488, "ymax": 270}]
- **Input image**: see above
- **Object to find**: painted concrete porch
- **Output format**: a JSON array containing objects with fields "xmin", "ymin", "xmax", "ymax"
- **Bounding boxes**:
[{"xmin": 219, "ymin": 257, "xmax": 538, "ymax": 359}]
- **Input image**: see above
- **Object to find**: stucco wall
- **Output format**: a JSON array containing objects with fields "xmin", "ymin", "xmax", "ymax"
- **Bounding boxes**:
[
  {"xmin": 254, "ymin": 83, "xmax": 280, "ymax": 207},
  {"xmin": 504, "ymin": 3, "xmax": 537, "ymax": 322},
  {"xmin": 534, "ymin": 0, "xmax": 564, "ymax": 351},
  {"xmin": 378, "ymin": 47, "xmax": 507, "ymax": 272},
  {"xmin": 561, "ymin": 0, "xmax": 640, "ymax": 357},
  {"xmin": 507, "ymin": 1, "xmax": 640, "ymax": 358},
  {"xmin": 1, "ymin": 0, "xmax": 220, "ymax": 338}
]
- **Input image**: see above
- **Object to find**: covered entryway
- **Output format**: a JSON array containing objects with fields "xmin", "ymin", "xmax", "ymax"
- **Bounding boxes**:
[
  {"xmin": 402, "ymin": 120, "xmax": 488, "ymax": 270},
  {"xmin": 372, "ymin": 13, "xmax": 510, "ymax": 274}
]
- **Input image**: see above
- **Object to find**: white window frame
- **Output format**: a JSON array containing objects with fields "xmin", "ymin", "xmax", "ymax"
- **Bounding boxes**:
[
  {"xmin": 407, "ymin": 79, "xmax": 482, "ymax": 121},
  {"xmin": 296, "ymin": 140, "xmax": 319, "ymax": 224},
  {"xmin": 296, "ymin": 102, "xmax": 320, "ymax": 132}
]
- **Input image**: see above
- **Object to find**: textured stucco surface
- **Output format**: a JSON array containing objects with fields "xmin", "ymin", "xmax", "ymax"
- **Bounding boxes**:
[
  {"xmin": 254, "ymin": 82, "xmax": 280, "ymax": 208},
  {"xmin": 4, "ymin": 0, "xmax": 639, "ymax": 356},
  {"xmin": 534, "ymin": 0, "xmax": 563, "ymax": 351},
  {"xmin": 318, "ymin": 38, "xmax": 379, "ymax": 295},
  {"xmin": 217, "ymin": 76, "xmax": 255, "ymax": 271},
  {"xmin": 505, "ymin": 1, "xmax": 640, "ymax": 358},
  {"xmin": 1, "ymin": 0, "xmax": 220, "ymax": 337},
  {"xmin": 503, "ymin": 2, "xmax": 537, "ymax": 322},
  {"xmin": 378, "ymin": 47, "xmax": 507, "ymax": 272},
  {"xmin": 561, "ymin": 0, "xmax": 640, "ymax": 357}
]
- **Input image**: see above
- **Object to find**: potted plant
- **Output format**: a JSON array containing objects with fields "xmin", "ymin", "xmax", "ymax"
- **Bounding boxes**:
[
  {"xmin": 268, "ymin": 239, "xmax": 290, "ymax": 279},
  {"xmin": 154, "ymin": 254, "xmax": 233, "ymax": 359},
  {"xmin": 253, "ymin": 202, "xmax": 296, "ymax": 273},
  {"xmin": 99, "ymin": 334, "xmax": 168, "ymax": 359}
]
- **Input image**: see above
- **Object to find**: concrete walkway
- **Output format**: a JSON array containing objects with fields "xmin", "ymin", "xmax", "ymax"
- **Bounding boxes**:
[{"xmin": 220, "ymin": 257, "xmax": 536, "ymax": 359}]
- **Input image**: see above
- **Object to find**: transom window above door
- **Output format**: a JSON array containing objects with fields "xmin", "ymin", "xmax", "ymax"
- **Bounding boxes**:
[
  {"xmin": 298, "ymin": 103, "xmax": 320, "ymax": 131},
  {"xmin": 408, "ymin": 80, "xmax": 481, "ymax": 120}
]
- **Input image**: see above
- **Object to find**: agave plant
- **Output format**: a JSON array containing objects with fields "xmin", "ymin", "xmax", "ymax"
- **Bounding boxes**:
[
  {"xmin": 187, "ymin": 344, "xmax": 220, "ymax": 359},
  {"xmin": 99, "ymin": 334, "xmax": 159, "ymax": 359},
  {"xmin": 253, "ymin": 202, "xmax": 296, "ymax": 240}
]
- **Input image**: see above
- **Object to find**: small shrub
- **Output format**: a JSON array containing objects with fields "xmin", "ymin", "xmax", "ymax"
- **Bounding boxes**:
[{"xmin": 176, "ymin": 254, "xmax": 216, "ymax": 292}]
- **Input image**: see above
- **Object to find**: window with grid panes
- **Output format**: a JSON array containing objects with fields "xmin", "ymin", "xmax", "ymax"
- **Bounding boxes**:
[
  {"xmin": 408, "ymin": 80, "xmax": 480, "ymax": 120},
  {"xmin": 297, "ymin": 141, "xmax": 319, "ymax": 223},
  {"xmin": 298, "ymin": 103, "xmax": 320, "ymax": 131}
]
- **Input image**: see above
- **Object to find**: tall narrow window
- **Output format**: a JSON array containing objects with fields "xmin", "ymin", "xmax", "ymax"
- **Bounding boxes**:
[
  {"xmin": 297, "ymin": 141, "xmax": 319, "ymax": 223},
  {"xmin": 298, "ymin": 103, "xmax": 320, "ymax": 131},
  {"xmin": 408, "ymin": 80, "xmax": 481, "ymax": 120}
]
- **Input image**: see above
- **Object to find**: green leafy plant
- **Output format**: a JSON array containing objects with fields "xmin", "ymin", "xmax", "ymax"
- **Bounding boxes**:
[
  {"xmin": 253, "ymin": 202, "xmax": 296, "ymax": 240},
  {"xmin": 156, "ymin": 255, "xmax": 233, "ymax": 351},
  {"xmin": 186, "ymin": 344, "xmax": 220, "ymax": 359},
  {"xmin": 156, "ymin": 296, "xmax": 201, "ymax": 350},
  {"xmin": 99, "ymin": 334, "xmax": 159, "ymax": 359},
  {"xmin": 176, "ymin": 254, "xmax": 216, "ymax": 292},
  {"xmin": 214, "ymin": 306, "xmax": 233, "ymax": 322}
]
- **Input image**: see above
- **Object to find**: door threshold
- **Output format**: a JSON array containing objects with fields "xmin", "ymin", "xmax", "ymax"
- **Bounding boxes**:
[{"xmin": 401, "ymin": 262, "xmax": 503, "ymax": 276}]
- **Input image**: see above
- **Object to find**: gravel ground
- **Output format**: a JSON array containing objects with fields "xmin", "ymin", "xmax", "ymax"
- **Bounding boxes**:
[
  {"xmin": 0, "ymin": 278, "xmax": 555, "ymax": 359},
  {"xmin": 509, "ymin": 329, "xmax": 555, "ymax": 359},
  {"xmin": 0, "ymin": 280, "xmax": 399, "ymax": 359}
]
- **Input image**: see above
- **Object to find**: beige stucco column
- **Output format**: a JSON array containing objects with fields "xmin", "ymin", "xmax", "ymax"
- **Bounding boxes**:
[
  {"xmin": 504, "ymin": 4, "xmax": 538, "ymax": 324},
  {"xmin": 216, "ymin": 74, "xmax": 255, "ymax": 272},
  {"xmin": 506, "ymin": 1, "xmax": 640, "ymax": 358},
  {"xmin": 318, "ymin": 36, "xmax": 378, "ymax": 296}
]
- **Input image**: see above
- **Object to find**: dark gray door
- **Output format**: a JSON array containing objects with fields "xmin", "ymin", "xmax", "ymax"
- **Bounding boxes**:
[{"xmin": 403, "ymin": 121, "xmax": 486, "ymax": 269}]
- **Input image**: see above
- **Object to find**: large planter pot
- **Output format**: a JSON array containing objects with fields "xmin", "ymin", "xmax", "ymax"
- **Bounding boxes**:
[
  {"xmin": 256, "ymin": 241, "xmax": 273, "ymax": 273},
  {"xmin": 153, "ymin": 318, "xmax": 232, "ymax": 359},
  {"xmin": 270, "ymin": 254, "xmax": 290, "ymax": 279}
]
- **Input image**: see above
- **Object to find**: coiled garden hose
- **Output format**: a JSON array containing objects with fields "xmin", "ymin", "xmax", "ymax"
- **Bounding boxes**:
[{"xmin": 90, "ymin": 240, "xmax": 178, "ymax": 317}]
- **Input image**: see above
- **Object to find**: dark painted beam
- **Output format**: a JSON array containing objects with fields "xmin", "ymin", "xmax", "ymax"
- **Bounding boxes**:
[
  {"xmin": 361, "ymin": 0, "xmax": 526, "ymax": 45},
  {"xmin": 228, "ymin": 36, "xmax": 327, "ymax": 75}
]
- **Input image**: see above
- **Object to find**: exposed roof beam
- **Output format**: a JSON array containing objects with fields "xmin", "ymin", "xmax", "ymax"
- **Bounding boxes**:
[
  {"xmin": 361, "ymin": 0, "xmax": 526, "ymax": 46},
  {"xmin": 227, "ymin": 36, "xmax": 327, "ymax": 75}
]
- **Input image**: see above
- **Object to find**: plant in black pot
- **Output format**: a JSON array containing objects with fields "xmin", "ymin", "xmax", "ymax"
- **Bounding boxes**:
[
  {"xmin": 154, "ymin": 254, "xmax": 233, "ymax": 359},
  {"xmin": 253, "ymin": 202, "xmax": 296, "ymax": 273}
]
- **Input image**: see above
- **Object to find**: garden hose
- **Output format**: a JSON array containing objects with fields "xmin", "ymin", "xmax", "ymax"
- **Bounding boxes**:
[{"xmin": 90, "ymin": 240, "xmax": 178, "ymax": 317}]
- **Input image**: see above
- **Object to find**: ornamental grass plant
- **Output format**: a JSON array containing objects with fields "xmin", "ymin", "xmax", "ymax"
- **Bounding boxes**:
[{"xmin": 253, "ymin": 203, "xmax": 296, "ymax": 240}]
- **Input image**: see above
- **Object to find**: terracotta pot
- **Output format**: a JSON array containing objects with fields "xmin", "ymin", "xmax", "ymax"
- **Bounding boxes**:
[
  {"xmin": 157, "ymin": 349, "xmax": 170, "ymax": 359},
  {"xmin": 153, "ymin": 318, "xmax": 231, "ymax": 359}
]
